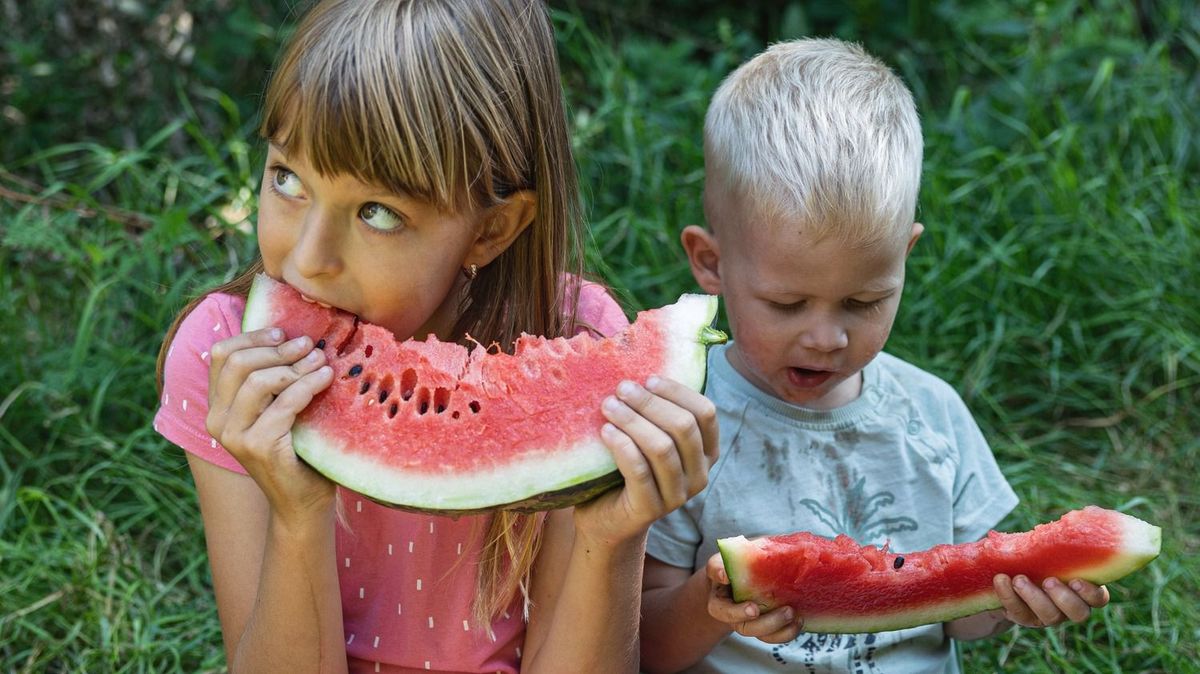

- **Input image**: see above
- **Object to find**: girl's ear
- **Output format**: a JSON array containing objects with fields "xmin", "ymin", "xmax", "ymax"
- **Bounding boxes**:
[
  {"xmin": 467, "ymin": 190, "xmax": 538, "ymax": 268},
  {"xmin": 681, "ymin": 225, "xmax": 722, "ymax": 294}
]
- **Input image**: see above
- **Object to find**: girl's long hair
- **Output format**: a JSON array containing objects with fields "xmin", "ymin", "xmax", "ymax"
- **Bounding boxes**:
[{"xmin": 157, "ymin": 0, "xmax": 585, "ymax": 625}]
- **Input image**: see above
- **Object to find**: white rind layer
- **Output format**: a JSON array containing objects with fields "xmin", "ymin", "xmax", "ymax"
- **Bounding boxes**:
[{"xmin": 294, "ymin": 293, "xmax": 720, "ymax": 511}]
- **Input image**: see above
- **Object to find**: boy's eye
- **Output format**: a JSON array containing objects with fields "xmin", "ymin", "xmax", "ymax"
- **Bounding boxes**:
[
  {"xmin": 846, "ymin": 298, "xmax": 883, "ymax": 310},
  {"xmin": 272, "ymin": 167, "xmax": 304, "ymax": 197},
  {"xmin": 359, "ymin": 202, "xmax": 405, "ymax": 232},
  {"xmin": 770, "ymin": 300, "xmax": 805, "ymax": 313}
]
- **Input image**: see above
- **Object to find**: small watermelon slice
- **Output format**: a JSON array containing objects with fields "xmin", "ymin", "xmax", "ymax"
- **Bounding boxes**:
[
  {"xmin": 242, "ymin": 274, "xmax": 726, "ymax": 513},
  {"xmin": 717, "ymin": 506, "xmax": 1161, "ymax": 633}
]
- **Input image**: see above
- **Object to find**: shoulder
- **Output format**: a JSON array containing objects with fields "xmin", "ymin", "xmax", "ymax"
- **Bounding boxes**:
[
  {"xmin": 569, "ymin": 278, "xmax": 629, "ymax": 337},
  {"xmin": 163, "ymin": 293, "xmax": 245, "ymax": 375},
  {"xmin": 873, "ymin": 352, "xmax": 966, "ymax": 406}
]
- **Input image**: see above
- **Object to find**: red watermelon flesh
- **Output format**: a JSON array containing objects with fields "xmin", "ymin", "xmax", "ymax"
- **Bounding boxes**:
[
  {"xmin": 242, "ymin": 273, "xmax": 725, "ymax": 513},
  {"xmin": 718, "ymin": 506, "xmax": 1161, "ymax": 633}
]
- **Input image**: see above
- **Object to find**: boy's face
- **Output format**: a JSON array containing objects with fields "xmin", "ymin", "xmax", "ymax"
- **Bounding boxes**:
[{"xmin": 685, "ymin": 187, "xmax": 922, "ymax": 410}]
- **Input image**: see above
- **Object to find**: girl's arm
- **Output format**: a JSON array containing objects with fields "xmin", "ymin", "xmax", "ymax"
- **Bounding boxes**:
[
  {"xmin": 196, "ymin": 327, "xmax": 348, "ymax": 672},
  {"xmin": 521, "ymin": 377, "xmax": 718, "ymax": 674},
  {"xmin": 189, "ymin": 457, "xmax": 347, "ymax": 672}
]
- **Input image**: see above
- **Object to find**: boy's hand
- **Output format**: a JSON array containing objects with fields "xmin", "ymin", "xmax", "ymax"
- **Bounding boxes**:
[
  {"xmin": 573, "ymin": 377, "xmax": 718, "ymax": 545},
  {"xmin": 704, "ymin": 553, "xmax": 803, "ymax": 644},
  {"xmin": 993, "ymin": 574, "xmax": 1110, "ymax": 627}
]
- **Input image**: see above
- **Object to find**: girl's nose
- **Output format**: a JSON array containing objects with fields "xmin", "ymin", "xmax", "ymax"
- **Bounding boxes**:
[{"xmin": 291, "ymin": 209, "xmax": 344, "ymax": 278}]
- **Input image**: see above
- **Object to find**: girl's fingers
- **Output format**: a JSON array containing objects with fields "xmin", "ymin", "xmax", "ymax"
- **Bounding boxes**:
[
  {"xmin": 213, "ymin": 347, "xmax": 328, "ymax": 444},
  {"xmin": 705, "ymin": 553, "xmax": 730, "ymax": 585},
  {"xmin": 209, "ymin": 333, "xmax": 315, "ymax": 409},
  {"xmin": 602, "ymin": 387, "xmax": 688, "ymax": 510},
  {"xmin": 643, "ymin": 376, "xmax": 719, "ymax": 492},
  {"xmin": 600, "ymin": 422, "xmax": 664, "ymax": 518},
  {"xmin": 246, "ymin": 364, "xmax": 335, "ymax": 445}
]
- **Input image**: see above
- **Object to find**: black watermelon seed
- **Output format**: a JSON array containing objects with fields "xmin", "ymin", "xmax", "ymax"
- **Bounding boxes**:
[
  {"xmin": 316, "ymin": 339, "xmax": 326, "ymax": 350},
  {"xmin": 388, "ymin": 403, "xmax": 398, "ymax": 418},
  {"xmin": 348, "ymin": 364, "xmax": 363, "ymax": 377},
  {"xmin": 894, "ymin": 556, "xmax": 905, "ymax": 569},
  {"xmin": 359, "ymin": 381, "xmax": 370, "ymax": 395},
  {"xmin": 419, "ymin": 402, "xmax": 429, "ymax": 415},
  {"xmin": 379, "ymin": 390, "xmax": 389, "ymax": 404}
]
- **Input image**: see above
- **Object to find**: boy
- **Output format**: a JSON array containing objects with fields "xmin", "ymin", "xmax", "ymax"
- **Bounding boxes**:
[{"xmin": 639, "ymin": 39, "xmax": 1109, "ymax": 673}]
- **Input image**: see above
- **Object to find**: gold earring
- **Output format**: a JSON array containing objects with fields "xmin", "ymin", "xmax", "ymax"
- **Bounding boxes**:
[{"xmin": 462, "ymin": 263, "xmax": 478, "ymax": 280}]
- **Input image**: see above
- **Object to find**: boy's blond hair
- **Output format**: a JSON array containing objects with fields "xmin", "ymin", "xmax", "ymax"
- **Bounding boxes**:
[{"xmin": 705, "ymin": 38, "xmax": 922, "ymax": 246}]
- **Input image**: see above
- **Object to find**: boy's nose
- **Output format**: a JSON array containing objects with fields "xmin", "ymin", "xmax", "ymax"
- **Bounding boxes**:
[
  {"xmin": 798, "ymin": 319, "xmax": 848, "ymax": 352},
  {"xmin": 291, "ymin": 210, "xmax": 345, "ymax": 278}
]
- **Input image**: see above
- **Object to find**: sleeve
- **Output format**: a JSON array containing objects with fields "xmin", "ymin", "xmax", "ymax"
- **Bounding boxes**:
[
  {"xmin": 646, "ymin": 505, "xmax": 704, "ymax": 570},
  {"xmin": 572, "ymin": 280, "xmax": 630, "ymax": 337},
  {"xmin": 153, "ymin": 293, "xmax": 250, "ymax": 475},
  {"xmin": 945, "ymin": 394, "xmax": 1019, "ymax": 543}
]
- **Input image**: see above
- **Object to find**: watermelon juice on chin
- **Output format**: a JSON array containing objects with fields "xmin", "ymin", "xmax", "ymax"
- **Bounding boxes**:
[{"xmin": 243, "ymin": 273, "xmax": 728, "ymax": 513}]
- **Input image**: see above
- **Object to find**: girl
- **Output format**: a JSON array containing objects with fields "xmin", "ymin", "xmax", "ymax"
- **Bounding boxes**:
[{"xmin": 153, "ymin": 1, "xmax": 717, "ymax": 672}]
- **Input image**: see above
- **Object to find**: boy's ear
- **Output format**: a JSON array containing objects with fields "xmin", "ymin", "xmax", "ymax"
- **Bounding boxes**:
[
  {"xmin": 905, "ymin": 222, "xmax": 924, "ymax": 257},
  {"xmin": 681, "ymin": 225, "xmax": 722, "ymax": 294},
  {"xmin": 467, "ymin": 190, "xmax": 537, "ymax": 267}
]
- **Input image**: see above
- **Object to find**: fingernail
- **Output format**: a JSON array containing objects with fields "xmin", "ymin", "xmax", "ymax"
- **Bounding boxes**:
[
  {"xmin": 646, "ymin": 375, "xmax": 662, "ymax": 389},
  {"xmin": 305, "ymin": 349, "xmax": 322, "ymax": 362},
  {"xmin": 1070, "ymin": 580, "xmax": 1083, "ymax": 592},
  {"xmin": 270, "ymin": 328, "xmax": 284, "ymax": 341},
  {"xmin": 1015, "ymin": 576, "xmax": 1028, "ymax": 589},
  {"xmin": 617, "ymin": 381, "xmax": 637, "ymax": 397},
  {"xmin": 744, "ymin": 605, "xmax": 757, "ymax": 618},
  {"xmin": 784, "ymin": 608, "xmax": 794, "ymax": 621},
  {"xmin": 603, "ymin": 396, "xmax": 620, "ymax": 412},
  {"xmin": 1044, "ymin": 577, "xmax": 1058, "ymax": 589}
]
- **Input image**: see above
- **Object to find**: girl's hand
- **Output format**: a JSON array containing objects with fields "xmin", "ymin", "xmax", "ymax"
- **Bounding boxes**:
[
  {"xmin": 574, "ymin": 376, "xmax": 718, "ymax": 545},
  {"xmin": 705, "ymin": 553, "xmax": 802, "ymax": 644},
  {"xmin": 206, "ymin": 327, "xmax": 337, "ymax": 523},
  {"xmin": 993, "ymin": 574, "xmax": 1110, "ymax": 627}
]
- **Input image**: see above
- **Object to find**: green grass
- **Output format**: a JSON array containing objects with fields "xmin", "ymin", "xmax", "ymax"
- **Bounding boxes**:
[{"xmin": 2, "ymin": 1, "xmax": 1197, "ymax": 671}]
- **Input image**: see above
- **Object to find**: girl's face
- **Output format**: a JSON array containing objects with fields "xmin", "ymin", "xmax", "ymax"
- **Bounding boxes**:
[{"xmin": 256, "ymin": 143, "xmax": 484, "ymax": 340}]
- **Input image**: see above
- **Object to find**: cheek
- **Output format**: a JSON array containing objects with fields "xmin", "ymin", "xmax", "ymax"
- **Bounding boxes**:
[{"xmin": 255, "ymin": 201, "xmax": 293, "ymax": 275}]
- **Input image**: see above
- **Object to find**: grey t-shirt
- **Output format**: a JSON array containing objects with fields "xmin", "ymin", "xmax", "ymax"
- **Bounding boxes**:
[{"xmin": 646, "ymin": 343, "xmax": 1018, "ymax": 674}]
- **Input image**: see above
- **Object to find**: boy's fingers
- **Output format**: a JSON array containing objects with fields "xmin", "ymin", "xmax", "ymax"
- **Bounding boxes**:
[
  {"xmin": 705, "ymin": 553, "xmax": 730, "ymax": 585},
  {"xmin": 1040, "ymin": 578, "xmax": 1092, "ymax": 623},
  {"xmin": 732, "ymin": 607, "xmax": 796, "ymax": 639},
  {"xmin": 1069, "ymin": 580, "xmax": 1110, "ymax": 607},
  {"xmin": 758, "ymin": 620, "xmax": 805, "ymax": 644},
  {"xmin": 994, "ymin": 574, "xmax": 1041, "ymax": 626},
  {"xmin": 1010, "ymin": 575, "xmax": 1066, "ymax": 626}
]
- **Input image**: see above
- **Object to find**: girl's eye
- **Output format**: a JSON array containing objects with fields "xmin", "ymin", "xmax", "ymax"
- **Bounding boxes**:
[
  {"xmin": 359, "ymin": 202, "xmax": 405, "ymax": 232},
  {"xmin": 272, "ymin": 167, "xmax": 304, "ymax": 197}
]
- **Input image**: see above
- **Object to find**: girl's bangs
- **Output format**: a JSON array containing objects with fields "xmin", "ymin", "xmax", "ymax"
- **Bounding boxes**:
[{"xmin": 259, "ymin": 3, "xmax": 479, "ymax": 211}]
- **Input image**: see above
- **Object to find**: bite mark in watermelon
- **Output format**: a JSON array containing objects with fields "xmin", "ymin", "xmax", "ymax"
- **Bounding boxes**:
[
  {"xmin": 242, "ymin": 274, "xmax": 726, "ymax": 514},
  {"xmin": 717, "ymin": 506, "xmax": 1161, "ymax": 633}
]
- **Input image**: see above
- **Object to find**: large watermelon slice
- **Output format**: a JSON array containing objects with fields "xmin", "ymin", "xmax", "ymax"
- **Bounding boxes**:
[
  {"xmin": 717, "ymin": 506, "xmax": 1161, "ymax": 633},
  {"xmin": 242, "ymin": 274, "xmax": 725, "ymax": 513}
]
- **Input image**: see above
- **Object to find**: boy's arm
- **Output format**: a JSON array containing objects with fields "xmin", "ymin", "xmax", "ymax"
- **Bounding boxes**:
[{"xmin": 639, "ymin": 556, "xmax": 734, "ymax": 673}]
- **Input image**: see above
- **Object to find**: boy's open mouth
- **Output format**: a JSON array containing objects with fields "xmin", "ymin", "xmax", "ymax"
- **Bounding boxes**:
[{"xmin": 788, "ymin": 367, "xmax": 834, "ymax": 388}]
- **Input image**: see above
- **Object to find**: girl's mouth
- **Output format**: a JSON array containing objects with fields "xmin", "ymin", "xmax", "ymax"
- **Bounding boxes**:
[
  {"xmin": 787, "ymin": 367, "xmax": 834, "ymax": 388},
  {"xmin": 299, "ymin": 293, "xmax": 333, "ymax": 308}
]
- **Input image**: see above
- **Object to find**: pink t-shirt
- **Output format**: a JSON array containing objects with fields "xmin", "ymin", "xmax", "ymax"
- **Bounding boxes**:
[{"xmin": 154, "ymin": 281, "xmax": 628, "ymax": 674}]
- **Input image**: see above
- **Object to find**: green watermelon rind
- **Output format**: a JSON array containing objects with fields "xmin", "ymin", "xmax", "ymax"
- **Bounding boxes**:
[
  {"xmin": 716, "ymin": 509, "xmax": 1162, "ymax": 634},
  {"xmin": 245, "ymin": 284, "xmax": 722, "ymax": 513}
]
